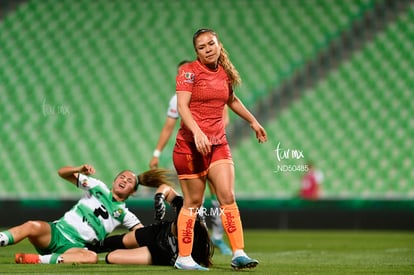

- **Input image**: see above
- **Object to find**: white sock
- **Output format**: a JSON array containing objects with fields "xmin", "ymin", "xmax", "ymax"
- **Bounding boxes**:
[
  {"xmin": 39, "ymin": 255, "xmax": 52, "ymax": 264},
  {"xmin": 176, "ymin": 255, "xmax": 197, "ymax": 266},
  {"xmin": 233, "ymin": 249, "xmax": 247, "ymax": 259},
  {"xmin": 0, "ymin": 232, "xmax": 10, "ymax": 246}
]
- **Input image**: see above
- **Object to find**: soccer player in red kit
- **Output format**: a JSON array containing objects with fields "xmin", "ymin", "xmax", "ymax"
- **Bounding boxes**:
[
  {"xmin": 173, "ymin": 28, "xmax": 267, "ymax": 271},
  {"xmin": 149, "ymin": 60, "xmax": 232, "ymax": 255}
]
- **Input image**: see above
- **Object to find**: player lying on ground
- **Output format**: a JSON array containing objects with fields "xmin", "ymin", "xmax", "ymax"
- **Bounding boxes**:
[
  {"xmin": 87, "ymin": 188, "xmax": 213, "ymax": 268},
  {"xmin": 0, "ymin": 164, "xmax": 175, "ymax": 264}
]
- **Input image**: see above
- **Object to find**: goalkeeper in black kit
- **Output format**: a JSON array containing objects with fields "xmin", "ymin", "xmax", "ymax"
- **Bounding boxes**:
[{"xmin": 87, "ymin": 183, "xmax": 213, "ymax": 268}]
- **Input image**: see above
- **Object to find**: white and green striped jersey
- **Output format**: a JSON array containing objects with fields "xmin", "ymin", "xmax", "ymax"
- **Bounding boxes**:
[{"xmin": 54, "ymin": 174, "xmax": 140, "ymax": 245}]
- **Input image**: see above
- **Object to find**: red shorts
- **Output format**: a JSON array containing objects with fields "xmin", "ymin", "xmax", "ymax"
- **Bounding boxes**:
[{"xmin": 173, "ymin": 139, "xmax": 233, "ymax": 179}]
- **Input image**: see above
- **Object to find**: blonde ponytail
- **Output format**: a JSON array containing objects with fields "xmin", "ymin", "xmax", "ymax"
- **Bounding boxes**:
[
  {"xmin": 218, "ymin": 42, "xmax": 242, "ymax": 87},
  {"xmin": 137, "ymin": 168, "xmax": 175, "ymax": 188}
]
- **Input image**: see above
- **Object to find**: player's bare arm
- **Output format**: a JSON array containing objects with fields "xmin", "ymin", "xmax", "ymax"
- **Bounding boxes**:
[
  {"xmin": 58, "ymin": 164, "xmax": 95, "ymax": 185},
  {"xmin": 150, "ymin": 117, "xmax": 177, "ymax": 169},
  {"xmin": 227, "ymin": 94, "xmax": 267, "ymax": 143}
]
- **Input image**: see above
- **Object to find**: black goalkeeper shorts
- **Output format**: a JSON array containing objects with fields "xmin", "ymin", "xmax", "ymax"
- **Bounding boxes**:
[{"xmin": 134, "ymin": 222, "xmax": 177, "ymax": 266}]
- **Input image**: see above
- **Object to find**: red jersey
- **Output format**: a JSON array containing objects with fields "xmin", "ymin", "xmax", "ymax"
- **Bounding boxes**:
[
  {"xmin": 300, "ymin": 169, "xmax": 323, "ymax": 199},
  {"xmin": 175, "ymin": 60, "xmax": 232, "ymax": 145}
]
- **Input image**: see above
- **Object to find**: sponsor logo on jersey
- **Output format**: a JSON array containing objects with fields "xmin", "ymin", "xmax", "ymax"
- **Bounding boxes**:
[
  {"xmin": 113, "ymin": 209, "xmax": 123, "ymax": 218},
  {"xmin": 184, "ymin": 72, "xmax": 195, "ymax": 83}
]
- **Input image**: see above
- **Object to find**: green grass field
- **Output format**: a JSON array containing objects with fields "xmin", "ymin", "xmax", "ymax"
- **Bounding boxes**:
[{"xmin": 1, "ymin": 230, "xmax": 413, "ymax": 274}]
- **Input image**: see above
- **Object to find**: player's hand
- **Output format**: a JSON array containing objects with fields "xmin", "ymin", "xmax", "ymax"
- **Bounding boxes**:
[
  {"xmin": 79, "ymin": 164, "xmax": 95, "ymax": 175},
  {"xmin": 149, "ymin": 157, "xmax": 159, "ymax": 169},
  {"xmin": 154, "ymin": 193, "xmax": 166, "ymax": 221},
  {"xmin": 250, "ymin": 122, "xmax": 267, "ymax": 143},
  {"xmin": 193, "ymin": 130, "xmax": 211, "ymax": 155}
]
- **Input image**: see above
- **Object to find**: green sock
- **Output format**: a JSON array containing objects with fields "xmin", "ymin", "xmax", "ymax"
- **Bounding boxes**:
[
  {"xmin": 0, "ymin": 231, "xmax": 14, "ymax": 246},
  {"xmin": 40, "ymin": 253, "xmax": 63, "ymax": 264},
  {"xmin": 50, "ymin": 253, "xmax": 63, "ymax": 264}
]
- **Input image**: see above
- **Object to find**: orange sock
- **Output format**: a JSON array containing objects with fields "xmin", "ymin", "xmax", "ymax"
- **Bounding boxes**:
[
  {"xmin": 177, "ymin": 207, "xmax": 197, "ymax": 257},
  {"xmin": 221, "ymin": 202, "xmax": 244, "ymax": 251}
]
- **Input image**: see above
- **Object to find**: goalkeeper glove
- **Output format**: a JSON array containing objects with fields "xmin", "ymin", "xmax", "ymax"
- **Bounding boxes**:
[{"xmin": 154, "ymin": 193, "xmax": 166, "ymax": 221}]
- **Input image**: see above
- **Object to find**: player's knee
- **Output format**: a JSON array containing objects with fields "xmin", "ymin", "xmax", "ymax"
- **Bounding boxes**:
[
  {"xmin": 184, "ymin": 196, "xmax": 204, "ymax": 208},
  {"xmin": 218, "ymin": 196, "xmax": 235, "ymax": 206},
  {"xmin": 105, "ymin": 252, "xmax": 114, "ymax": 264},
  {"xmin": 75, "ymin": 250, "xmax": 98, "ymax": 264},
  {"xmin": 24, "ymin": 220, "xmax": 42, "ymax": 233},
  {"xmin": 215, "ymin": 190, "xmax": 235, "ymax": 206},
  {"xmin": 81, "ymin": 250, "xmax": 98, "ymax": 264}
]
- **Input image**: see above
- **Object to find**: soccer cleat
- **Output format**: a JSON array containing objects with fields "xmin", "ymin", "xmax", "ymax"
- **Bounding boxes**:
[
  {"xmin": 15, "ymin": 253, "xmax": 40, "ymax": 264},
  {"xmin": 231, "ymin": 255, "xmax": 259, "ymax": 270},
  {"xmin": 211, "ymin": 238, "xmax": 232, "ymax": 255},
  {"xmin": 174, "ymin": 261, "xmax": 209, "ymax": 271}
]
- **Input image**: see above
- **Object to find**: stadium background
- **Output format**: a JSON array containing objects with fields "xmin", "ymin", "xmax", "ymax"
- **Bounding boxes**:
[{"xmin": 0, "ymin": 0, "xmax": 413, "ymax": 229}]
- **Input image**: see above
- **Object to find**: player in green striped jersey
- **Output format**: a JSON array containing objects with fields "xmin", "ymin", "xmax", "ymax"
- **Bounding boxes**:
[{"xmin": 0, "ymin": 164, "xmax": 175, "ymax": 264}]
